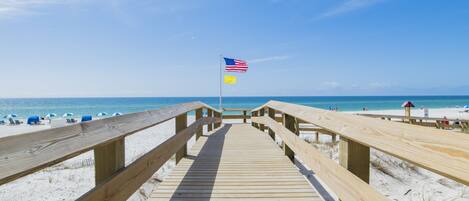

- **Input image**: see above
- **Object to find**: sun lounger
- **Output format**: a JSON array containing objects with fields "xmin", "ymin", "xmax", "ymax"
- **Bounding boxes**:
[
  {"xmin": 8, "ymin": 118, "xmax": 22, "ymax": 125},
  {"xmin": 66, "ymin": 118, "xmax": 77, "ymax": 123}
]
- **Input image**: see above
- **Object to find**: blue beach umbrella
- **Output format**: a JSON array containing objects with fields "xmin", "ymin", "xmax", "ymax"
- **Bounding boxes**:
[
  {"xmin": 63, "ymin": 113, "xmax": 74, "ymax": 118},
  {"xmin": 112, "ymin": 112, "xmax": 122, "ymax": 116},
  {"xmin": 46, "ymin": 113, "xmax": 57, "ymax": 118},
  {"xmin": 97, "ymin": 112, "xmax": 108, "ymax": 117},
  {"xmin": 4, "ymin": 114, "xmax": 17, "ymax": 118},
  {"xmin": 464, "ymin": 105, "xmax": 469, "ymax": 109}
]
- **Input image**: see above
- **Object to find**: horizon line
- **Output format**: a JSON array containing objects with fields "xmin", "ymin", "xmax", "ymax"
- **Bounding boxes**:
[{"xmin": 1, "ymin": 95, "xmax": 469, "ymax": 99}]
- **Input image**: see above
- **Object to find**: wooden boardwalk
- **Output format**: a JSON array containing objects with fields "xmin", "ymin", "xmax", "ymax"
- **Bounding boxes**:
[
  {"xmin": 2, "ymin": 101, "xmax": 468, "ymax": 201},
  {"xmin": 150, "ymin": 124, "xmax": 322, "ymax": 201}
]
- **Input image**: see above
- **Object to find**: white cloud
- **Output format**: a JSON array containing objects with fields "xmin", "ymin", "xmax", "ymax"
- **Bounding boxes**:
[
  {"xmin": 0, "ymin": 0, "xmax": 63, "ymax": 17},
  {"xmin": 368, "ymin": 82, "xmax": 390, "ymax": 89},
  {"xmin": 249, "ymin": 55, "xmax": 290, "ymax": 64},
  {"xmin": 0, "ymin": 0, "xmax": 87, "ymax": 18},
  {"xmin": 321, "ymin": 81, "xmax": 341, "ymax": 89},
  {"xmin": 316, "ymin": 0, "xmax": 385, "ymax": 19}
]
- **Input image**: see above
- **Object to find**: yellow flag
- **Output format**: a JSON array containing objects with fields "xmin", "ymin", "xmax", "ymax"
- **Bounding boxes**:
[{"xmin": 224, "ymin": 75, "xmax": 237, "ymax": 85}]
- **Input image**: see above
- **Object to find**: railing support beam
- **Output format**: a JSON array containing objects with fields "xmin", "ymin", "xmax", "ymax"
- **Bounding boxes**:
[
  {"xmin": 268, "ymin": 108, "xmax": 276, "ymax": 140},
  {"xmin": 195, "ymin": 108, "xmax": 203, "ymax": 140},
  {"xmin": 283, "ymin": 113, "xmax": 298, "ymax": 162},
  {"xmin": 252, "ymin": 111, "xmax": 259, "ymax": 128},
  {"xmin": 259, "ymin": 108, "xmax": 266, "ymax": 132},
  {"xmin": 214, "ymin": 112, "xmax": 221, "ymax": 129},
  {"xmin": 339, "ymin": 137, "xmax": 370, "ymax": 183},
  {"xmin": 175, "ymin": 113, "xmax": 187, "ymax": 164},
  {"xmin": 94, "ymin": 138, "xmax": 125, "ymax": 185},
  {"xmin": 243, "ymin": 111, "xmax": 247, "ymax": 123},
  {"xmin": 207, "ymin": 109, "xmax": 213, "ymax": 132}
]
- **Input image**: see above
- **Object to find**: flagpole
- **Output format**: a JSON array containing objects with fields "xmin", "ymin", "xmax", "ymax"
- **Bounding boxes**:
[{"xmin": 219, "ymin": 54, "xmax": 223, "ymax": 111}]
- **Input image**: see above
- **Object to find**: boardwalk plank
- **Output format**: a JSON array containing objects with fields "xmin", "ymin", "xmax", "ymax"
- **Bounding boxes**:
[{"xmin": 150, "ymin": 124, "xmax": 322, "ymax": 201}]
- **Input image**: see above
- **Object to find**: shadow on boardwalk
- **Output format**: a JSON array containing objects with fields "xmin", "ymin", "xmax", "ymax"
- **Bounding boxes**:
[{"xmin": 169, "ymin": 124, "xmax": 231, "ymax": 201}]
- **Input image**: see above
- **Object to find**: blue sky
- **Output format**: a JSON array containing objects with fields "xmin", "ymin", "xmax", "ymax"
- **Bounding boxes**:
[{"xmin": 1, "ymin": 0, "xmax": 468, "ymax": 97}]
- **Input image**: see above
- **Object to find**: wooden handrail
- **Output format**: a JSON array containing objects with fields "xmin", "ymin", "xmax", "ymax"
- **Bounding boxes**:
[
  {"xmin": 223, "ymin": 107, "xmax": 251, "ymax": 111},
  {"xmin": 252, "ymin": 116, "xmax": 387, "ymax": 201},
  {"xmin": 221, "ymin": 114, "xmax": 251, "ymax": 119},
  {"xmin": 0, "ymin": 101, "xmax": 220, "ymax": 185},
  {"xmin": 358, "ymin": 113, "xmax": 469, "ymax": 122},
  {"xmin": 252, "ymin": 100, "xmax": 469, "ymax": 185},
  {"xmin": 78, "ymin": 116, "xmax": 219, "ymax": 201},
  {"xmin": 222, "ymin": 108, "xmax": 251, "ymax": 123}
]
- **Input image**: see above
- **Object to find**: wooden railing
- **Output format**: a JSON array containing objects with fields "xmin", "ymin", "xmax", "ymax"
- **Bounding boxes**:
[
  {"xmin": 0, "ymin": 102, "xmax": 221, "ymax": 201},
  {"xmin": 358, "ymin": 113, "xmax": 469, "ymax": 132},
  {"xmin": 251, "ymin": 100, "xmax": 469, "ymax": 201},
  {"xmin": 222, "ymin": 108, "xmax": 251, "ymax": 123}
]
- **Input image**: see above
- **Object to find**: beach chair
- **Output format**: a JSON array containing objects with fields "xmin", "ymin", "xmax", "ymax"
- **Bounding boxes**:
[
  {"xmin": 8, "ymin": 118, "xmax": 16, "ymax": 125},
  {"xmin": 0, "ymin": 120, "xmax": 5, "ymax": 125},
  {"xmin": 15, "ymin": 120, "xmax": 22, "ymax": 125}
]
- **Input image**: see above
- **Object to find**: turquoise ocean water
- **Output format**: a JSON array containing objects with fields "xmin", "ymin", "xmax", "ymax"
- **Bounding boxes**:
[{"xmin": 0, "ymin": 96, "xmax": 469, "ymax": 119}]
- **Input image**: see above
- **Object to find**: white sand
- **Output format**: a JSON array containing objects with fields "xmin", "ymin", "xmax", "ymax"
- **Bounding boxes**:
[
  {"xmin": 0, "ymin": 124, "xmax": 51, "ymax": 137},
  {"xmin": 0, "ymin": 109, "xmax": 468, "ymax": 201}
]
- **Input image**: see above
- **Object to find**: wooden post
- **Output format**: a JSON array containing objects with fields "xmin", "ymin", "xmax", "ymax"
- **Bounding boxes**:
[
  {"xmin": 405, "ymin": 106, "xmax": 411, "ymax": 123},
  {"xmin": 259, "ymin": 108, "xmax": 265, "ymax": 132},
  {"xmin": 315, "ymin": 132, "xmax": 319, "ymax": 142},
  {"xmin": 332, "ymin": 134, "xmax": 336, "ymax": 143},
  {"xmin": 461, "ymin": 121, "xmax": 469, "ymax": 133},
  {"xmin": 268, "ymin": 108, "xmax": 276, "ymax": 140},
  {"xmin": 94, "ymin": 138, "xmax": 125, "ymax": 185},
  {"xmin": 252, "ymin": 111, "xmax": 259, "ymax": 128},
  {"xmin": 339, "ymin": 137, "xmax": 370, "ymax": 183},
  {"xmin": 243, "ymin": 110, "xmax": 247, "ymax": 123},
  {"xmin": 214, "ymin": 112, "xmax": 221, "ymax": 129},
  {"xmin": 195, "ymin": 108, "xmax": 203, "ymax": 140},
  {"xmin": 207, "ymin": 109, "xmax": 213, "ymax": 132},
  {"xmin": 283, "ymin": 113, "xmax": 298, "ymax": 162},
  {"xmin": 175, "ymin": 113, "xmax": 187, "ymax": 164}
]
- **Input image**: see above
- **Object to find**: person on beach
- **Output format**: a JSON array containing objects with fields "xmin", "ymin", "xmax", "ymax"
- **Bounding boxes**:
[
  {"xmin": 442, "ymin": 116, "xmax": 450, "ymax": 129},
  {"xmin": 424, "ymin": 108, "xmax": 429, "ymax": 118}
]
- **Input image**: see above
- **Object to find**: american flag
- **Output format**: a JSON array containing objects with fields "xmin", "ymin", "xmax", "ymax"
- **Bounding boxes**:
[{"xmin": 224, "ymin": 57, "xmax": 248, "ymax": 73}]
